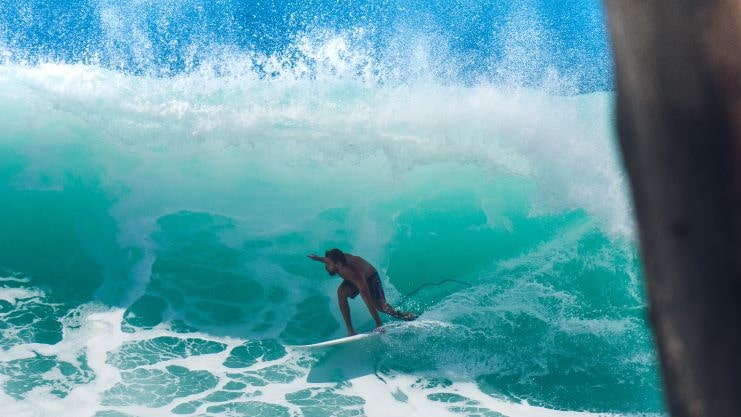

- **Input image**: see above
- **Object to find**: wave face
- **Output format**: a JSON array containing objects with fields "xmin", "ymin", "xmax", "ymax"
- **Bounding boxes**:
[{"xmin": 0, "ymin": 1, "xmax": 664, "ymax": 416}]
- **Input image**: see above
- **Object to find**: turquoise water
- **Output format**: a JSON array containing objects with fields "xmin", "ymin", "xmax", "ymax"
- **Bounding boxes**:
[{"xmin": 0, "ymin": 1, "xmax": 663, "ymax": 416}]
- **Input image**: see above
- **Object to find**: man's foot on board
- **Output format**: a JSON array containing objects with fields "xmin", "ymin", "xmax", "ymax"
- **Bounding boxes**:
[{"xmin": 402, "ymin": 312, "xmax": 417, "ymax": 321}]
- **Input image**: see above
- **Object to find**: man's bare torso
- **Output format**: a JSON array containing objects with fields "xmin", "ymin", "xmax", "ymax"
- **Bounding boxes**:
[{"xmin": 341, "ymin": 253, "xmax": 377, "ymax": 280}]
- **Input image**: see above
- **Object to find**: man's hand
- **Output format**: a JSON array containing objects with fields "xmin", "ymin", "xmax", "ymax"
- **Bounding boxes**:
[{"xmin": 307, "ymin": 254, "xmax": 323, "ymax": 262}]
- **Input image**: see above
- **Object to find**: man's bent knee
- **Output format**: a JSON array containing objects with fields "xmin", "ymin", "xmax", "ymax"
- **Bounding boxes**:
[{"xmin": 337, "ymin": 285, "xmax": 349, "ymax": 298}]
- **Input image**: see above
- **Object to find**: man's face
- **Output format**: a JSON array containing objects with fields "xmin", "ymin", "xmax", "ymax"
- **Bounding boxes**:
[{"xmin": 325, "ymin": 262, "xmax": 341, "ymax": 276}]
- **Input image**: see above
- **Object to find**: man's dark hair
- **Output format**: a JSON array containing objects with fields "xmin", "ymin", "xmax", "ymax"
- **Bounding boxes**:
[{"xmin": 325, "ymin": 248, "xmax": 347, "ymax": 265}]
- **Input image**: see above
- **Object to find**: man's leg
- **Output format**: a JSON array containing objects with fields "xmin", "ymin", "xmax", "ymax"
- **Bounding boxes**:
[
  {"xmin": 367, "ymin": 275, "xmax": 416, "ymax": 321},
  {"xmin": 337, "ymin": 282, "xmax": 356, "ymax": 335},
  {"xmin": 376, "ymin": 300, "xmax": 417, "ymax": 321}
]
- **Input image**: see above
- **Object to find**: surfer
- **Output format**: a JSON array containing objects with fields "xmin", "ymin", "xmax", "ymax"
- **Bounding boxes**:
[{"xmin": 308, "ymin": 248, "xmax": 417, "ymax": 335}]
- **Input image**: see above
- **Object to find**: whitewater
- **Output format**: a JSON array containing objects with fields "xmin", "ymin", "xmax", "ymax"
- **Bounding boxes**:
[{"xmin": 0, "ymin": 1, "xmax": 664, "ymax": 416}]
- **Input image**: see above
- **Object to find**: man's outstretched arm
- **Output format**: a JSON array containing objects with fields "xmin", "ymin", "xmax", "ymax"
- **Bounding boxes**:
[{"xmin": 307, "ymin": 254, "xmax": 327, "ymax": 263}]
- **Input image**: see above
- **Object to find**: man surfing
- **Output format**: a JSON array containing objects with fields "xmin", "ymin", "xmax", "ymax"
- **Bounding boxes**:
[{"xmin": 308, "ymin": 248, "xmax": 416, "ymax": 336}]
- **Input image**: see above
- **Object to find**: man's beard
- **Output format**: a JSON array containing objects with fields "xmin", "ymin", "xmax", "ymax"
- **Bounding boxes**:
[{"xmin": 328, "ymin": 271, "xmax": 337, "ymax": 276}]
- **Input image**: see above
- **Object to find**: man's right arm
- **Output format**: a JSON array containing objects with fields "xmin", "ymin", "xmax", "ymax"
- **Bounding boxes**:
[{"xmin": 307, "ymin": 254, "xmax": 326, "ymax": 263}]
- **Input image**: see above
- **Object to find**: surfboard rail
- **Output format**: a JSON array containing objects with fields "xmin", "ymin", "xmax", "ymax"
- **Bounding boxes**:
[{"xmin": 289, "ymin": 332, "xmax": 376, "ymax": 349}]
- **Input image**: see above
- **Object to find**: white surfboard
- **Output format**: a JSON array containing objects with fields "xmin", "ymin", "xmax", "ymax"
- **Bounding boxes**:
[
  {"xmin": 289, "ymin": 319, "xmax": 444, "ymax": 350},
  {"xmin": 290, "ymin": 332, "xmax": 377, "ymax": 349}
]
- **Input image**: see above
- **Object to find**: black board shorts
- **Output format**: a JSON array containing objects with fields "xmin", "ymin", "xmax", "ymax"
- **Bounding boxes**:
[{"xmin": 347, "ymin": 272, "xmax": 385, "ymax": 301}]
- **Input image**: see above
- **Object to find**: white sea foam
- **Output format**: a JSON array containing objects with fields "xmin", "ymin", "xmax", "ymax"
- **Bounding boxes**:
[
  {"xmin": 0, "ymin": 301, "xmax": 657, "ymax": 417},
  {"xmin": 0, "ymin": 287, "xmax": 42, "ymax": 305},
  {"xmin": 0, "ymin": 59, "xmax": 631, "ymax": 237}
]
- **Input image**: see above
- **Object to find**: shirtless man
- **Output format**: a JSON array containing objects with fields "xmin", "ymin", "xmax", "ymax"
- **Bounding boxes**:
[{"xmin": 308, "ymin": 248, "xmax": 416, "ymax": 335}]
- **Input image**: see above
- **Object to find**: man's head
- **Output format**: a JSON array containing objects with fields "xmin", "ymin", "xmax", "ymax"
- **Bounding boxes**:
[{"xmin": 324, "ymin": 248, "xmax": 346, "ymax": 276}]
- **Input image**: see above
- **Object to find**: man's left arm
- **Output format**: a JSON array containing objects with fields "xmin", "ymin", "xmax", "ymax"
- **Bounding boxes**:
[{"xmin": 307, "ymin": 254, "xmax": 327, "ymax": 263}]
